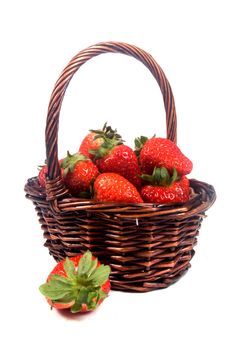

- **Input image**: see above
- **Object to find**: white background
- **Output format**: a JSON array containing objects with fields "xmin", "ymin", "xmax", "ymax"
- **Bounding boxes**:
[{"xmin": 1, "ymin": 0, "xmax": 232, "ymax": 349}]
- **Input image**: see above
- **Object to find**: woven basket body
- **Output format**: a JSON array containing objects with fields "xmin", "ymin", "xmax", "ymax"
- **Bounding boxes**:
[{"xmin": 25, "ymin": 42, "xmax": 216, "ymax": 292}]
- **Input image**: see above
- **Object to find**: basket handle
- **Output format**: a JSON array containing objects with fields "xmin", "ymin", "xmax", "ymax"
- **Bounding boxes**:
[{"xmin": 46, "ymin": 41, "xmax": 177, "ymax": 181}]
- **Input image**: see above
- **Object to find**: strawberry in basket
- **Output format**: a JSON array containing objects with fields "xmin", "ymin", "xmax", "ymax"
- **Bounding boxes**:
[
  {"xmin": 38, "ymin": 159, "xmax": 64, "ymax": 187},
  {"xmin": 95, "ymin": 143, "xmax": 141, "ymax": 189},
  {"xmin": 94, "ymin": 173, "xmax": 143, "ymax": 203},
  {"xmin": 61, "ymin": 152, "xmax": 99, "ymax": 197},
  {"xmin": 81, "ymin": 123, "xmax": 141, "ymax": 188},
  {"xmin": 135, "ymin": 136, "xmax": 193, "ymax": 176},
  {"xmin": 141, "ymin": 167, "xmax": 190, "ymax": 204},
  {"xmin": 39, "ymin": 250, "xmax": 111, "ymax": 313},
  {"xmin": 79, "ymin": 123, "xmax": 122, "ymax": 160},
  {"xmin": 38, "ymin": 165, "xmax": 48, "ymax": 187}
]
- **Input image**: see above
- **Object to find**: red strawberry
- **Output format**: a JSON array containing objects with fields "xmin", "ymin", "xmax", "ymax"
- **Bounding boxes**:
[
  {"xmin": 79, "ymin": 123, "xmax": 122, "ymax": 160},
  {"xmin": 138, "ymin": 137, "xmax": 193, "ymax": 176},
  {"xmin": 79, "ymin": 132, "xmax": 103, "ymax": 160},
  {"xmin": 61, "ymin": 152, "xmax": 99, "ymax": 196},
  {"xmin": 39, "ymin": 250, "xmax": 111, "ymax": 313},
  {"xmin": 38, "ymin": 159, "xmax": 64, "ymax": 187},
  {"xmin": 95, "ymin": 145, "xmax": 141, "ymax": 189},
  {"xmin": 94, "ymin": 173, "xmax": 143, "ymax": 203},
  {"xmin": 141, "ymin": 167, "xmax": 190, "ymax": 204},
  {"xmin": 80, "ymin": 124, "xmax": 141, "ymax": 188},
  {"xmin": 38, "ymin": 165, "xmax": 48, "ymax": 187}
]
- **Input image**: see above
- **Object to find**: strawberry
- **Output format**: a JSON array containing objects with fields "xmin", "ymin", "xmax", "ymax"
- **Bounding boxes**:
[
  {"xmin": 141, "ymin": 167, "xmax": 190, "ymax": 204},
  {"xmin": 94, "ymin": 173, "xmax": 143, "ymax": 203},
  {"xmin": 95, "ymin": 144, "xmax": 141, "ymax": 189},
  {"xmin": 79, "ymin": 132, "xmax": 103, "ymax": 160},
  {"xmin": 138, "ymin": 137, "xmax": 193, "ymax": 176},
  {"xmin": 79, "ymin": 123, "xmax": 122, "ymax": 160},
  {"xmin": 61, "ymin": 152, "xmax": 99, "ymax": 196},
  {"xmin": 39, "ymin": 250, "xmax": 111, "ymax": 313},
  {"xmin": 38, "ymin": 159, "xmax": 64, "ymax": 187},
  {"xmin": 38, "ymin": 165, "xmax": 48, "ymax": 187},
  {"xmin": 81, "ymin": 124, "xmax": 141, "ymax": 188}
]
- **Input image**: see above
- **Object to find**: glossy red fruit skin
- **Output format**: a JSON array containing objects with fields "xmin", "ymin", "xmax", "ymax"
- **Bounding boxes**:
[
  {"xmin": 64, "ymin": 161, "xmax": 99, "ymax": 195},
  {"xmin": 141, "ymin": 176, "xmax": 190, "ymax": 204},
  {"xmin": 94, "ymin": 173, "xmax": 143, "ymax": 204},
  {"xmin": 47, "ymin": 255, "xmax": 110, "ymax": 312},
  {"xmin": 140, "ymin": 138, "xmax": 193, "ymax": 176},
  {"xmin": 79, "ymin": 132, "xmax": 103, "ymax": 160},
  {"xmin": 96, "ymin": 145, "xmax": 141, "ymax": 188}
]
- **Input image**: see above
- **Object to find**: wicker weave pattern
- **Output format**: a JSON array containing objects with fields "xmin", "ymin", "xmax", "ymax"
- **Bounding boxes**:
[
  {"xmin": 25, "ymin": 177, "xmax": 215, "ymax": 292},
  {"xmin": 25, "ymin": 42, "xmax": 216, "ymax": 292}
]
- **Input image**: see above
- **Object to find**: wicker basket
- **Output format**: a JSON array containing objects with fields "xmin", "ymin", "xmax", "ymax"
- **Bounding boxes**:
[{"xmin": 25, "ymin": 42, "xmax": 216, "ymax": 292}]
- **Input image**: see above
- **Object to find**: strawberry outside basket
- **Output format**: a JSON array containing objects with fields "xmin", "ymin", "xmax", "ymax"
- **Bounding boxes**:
[{"xmin": 25, "ymin": 42, "xmax": 216, "ymax": 292}]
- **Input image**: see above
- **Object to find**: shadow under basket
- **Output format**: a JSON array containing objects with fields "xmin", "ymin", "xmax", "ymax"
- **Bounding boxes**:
[{"xmin": 25, "ymin": 42, "xmax": 216, "ymax": 292}]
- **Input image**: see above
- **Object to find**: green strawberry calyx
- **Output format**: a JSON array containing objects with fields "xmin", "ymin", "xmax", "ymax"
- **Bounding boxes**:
[
  {"xmin": 89, "ymin": 122, "xmax": 123, "ymax": 160},
  {"xmin": 134, "ymin": 136, "xmax": 149, "ymax": 157},
  {"xmin": 61, "ymin": 152, "xmax": 89, "ymax": 176},
  {"xmin": 39, "ymin": 251, "xmax": 111, "ymax": 313},
  {"xmin": 134, "ymin": 135, "xmax": 156, "ymax": 157},
  {"xmin": 141, "ymin": 167, "xmax": 179, "ymax": 187}
]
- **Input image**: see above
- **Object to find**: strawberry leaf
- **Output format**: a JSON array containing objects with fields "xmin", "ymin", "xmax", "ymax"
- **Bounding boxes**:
[
  {"xmin": 160, "ymin": 167, "xmax": 170, "ymax": 186},
  {"xmin": 90, "ymin": 123, "xmax": 122, "ymax": 142},
  {"xmin": 87, "ymin": 258, "xmax": 98, "ymax": 277},
  {"xmin": 142, "ymin": 166, "xmax": 181, "ymax": 187},
  {"xmin": 87, "ymin": 291, "xmax": 98, "ymax": 303},
  {"xmin": 64, "ymin": 258, "xmax": 76, "ymax": 280},
  {"xmin": 134, "ymin": 138, "xmax": 141, "ymax": 149},
  {"xmin": 70, "ymin": 287, "xmax": 90, "ymax": 313},
  {"xmin": 77, "ymin": 250, "xmax": 93, "ymax": 277},
  {"xmin": 86, "ymin": 291, "xmax": 99, "ymax": 310},
  {"xmin": 61, "ymin": 152, "xmax": 89, "ymax": 174},
  {"xmin": 154, "ymin": 167, "xmax": 162, "ymax": 185},
  {"xmin": 89, "ymin": 123, "xmax": 123, "ymax": 160},
  {"xmin": 70, "ymin": 301, "xmax": 83, "ymax": 313},
  {"xmin": 170, "ymin": 168, "xmax": 179, "ymax": 184},
  {"xmin": 39, "ymin": 280, "xmax": 73, "ymax": 300},
  {"xmin": 141, "ymin": 174, "xmax": 154, "ymax": 183},
  {"xmin": 77, "ymin": 287, "xmax": 89, "ymax": 304},
  {"xmin": 87, "ymin": 265, "xmax": 111, "ymax": 286},
  {"xmin": 48, "ymin": 274, "xmax": 73, "ymax": 286},
  {"xmin": 134, "ymin": 136, "xmax": 148, "ymax": 157}
]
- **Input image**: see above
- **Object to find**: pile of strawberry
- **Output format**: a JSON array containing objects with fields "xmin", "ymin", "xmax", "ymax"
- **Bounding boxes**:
[{"xmin": 38, "ymin": 123, "xmax": 193, "ymax": 205}]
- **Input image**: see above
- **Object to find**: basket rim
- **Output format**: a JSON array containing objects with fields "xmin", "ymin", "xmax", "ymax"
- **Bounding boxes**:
[{"xmin": 25, "ymin": 176, "xmax": 216, "ymax": 219}]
